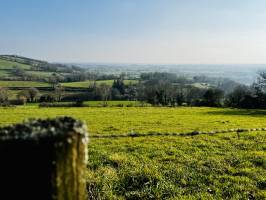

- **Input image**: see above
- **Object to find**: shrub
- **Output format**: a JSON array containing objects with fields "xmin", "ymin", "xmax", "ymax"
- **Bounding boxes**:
[
  {"xmin": 98, "ymin": 102, "xmax": 108, "ymax": 107},
  {"xmin": 39, "ymin": 101, "xmax": 86, "ymax": 108},
  {"xmin": 0, "ymin": 102, "xmax": 11, "ymax": 107},
  {"xmin": 9, "ymin": 99, "xmax": 26, "ymax": 105},
  {"xmin": 75, "ymin": 100, "xmax": 84, "ymax": 107}
]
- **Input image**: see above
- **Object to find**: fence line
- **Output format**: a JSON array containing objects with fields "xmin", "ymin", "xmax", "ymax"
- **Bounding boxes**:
[{"xmin": 90, "ymin": 127, "xmax": 266, "ymax": 138}]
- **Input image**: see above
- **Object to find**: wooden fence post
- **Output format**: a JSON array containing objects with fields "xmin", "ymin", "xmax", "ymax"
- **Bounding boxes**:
[{"xmin": 0, "ymin": 117, "xmax": 88, "ymax": 200}]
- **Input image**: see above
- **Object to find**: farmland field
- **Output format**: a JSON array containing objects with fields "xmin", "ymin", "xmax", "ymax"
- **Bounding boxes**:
[
  {"xmin": 0, "ymin": 69, "xmax": 11, "ymax": 77},
  {"xmin": 1, "ymin": 106, "xmax": 266, "ymax": 135},
  {"xmin": 25, "ymin": 71, "xmax": 55, "ymax": 77},
  {"xmin": 0, "ymin": 59, "xmax": 30, "ymax": 70},
  {"xmin": 0, "ymin": 106, "xmax": 265, "ymax": 199},
  {"xmin": 61, "ymin": 79, "xmax": 138, "ymax": 87},
  {"xmin": 0, "ymin": 81, "xmax": 51, "ymax": 87}
]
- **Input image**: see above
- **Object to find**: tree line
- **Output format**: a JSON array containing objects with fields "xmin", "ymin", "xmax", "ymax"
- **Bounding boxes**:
[
  {"xmin": 1, "ymin": 71, "xmax": 266, "ymax": 109},
  {"xmin": 3, "ymin": 65, "xmax": 118, "ymax": 85}
]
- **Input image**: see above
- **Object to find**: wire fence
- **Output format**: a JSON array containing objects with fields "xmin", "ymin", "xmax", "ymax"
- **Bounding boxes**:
[{"xmin": 90, "ymin": 127, "xmax": 266, "ymax": 138}]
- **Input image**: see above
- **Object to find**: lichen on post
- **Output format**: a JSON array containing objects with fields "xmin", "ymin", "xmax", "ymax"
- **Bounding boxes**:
[{"xmin": 0, "ymin": 117, "xmax": 88, "ymax": 200}]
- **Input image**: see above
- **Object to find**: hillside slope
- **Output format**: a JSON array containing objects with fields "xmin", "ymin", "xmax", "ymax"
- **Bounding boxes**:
[
  {"xmin": 0, "ymin": 55, "xmax": 46, "ymax": 67},
  {"xmin": 0, "ymin": 56, "xmax": 31, "ymax": 70}
]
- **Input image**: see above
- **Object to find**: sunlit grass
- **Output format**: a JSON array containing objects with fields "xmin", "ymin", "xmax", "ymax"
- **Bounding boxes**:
[
  {"xmin": 1, "ymin": 107, "xmax": 266, "ymax": 135},
  {"xmin": 88, "ymin": 131, "xmax": 266, "ymax": 199},
  {"xmin": 0, "ymin": 106, "xmax": 265, "ymax": 199}
]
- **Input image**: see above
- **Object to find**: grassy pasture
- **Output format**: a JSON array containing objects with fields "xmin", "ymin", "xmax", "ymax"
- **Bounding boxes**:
[
  {"xmin": 25, "ymin": 71, "xmax": 54, "ymax": 77},
  {"xmin": 0, "ymin": 58, "xmax": 31, "ymax": 70},
  {"xmin": 0, "ymin": 81, "xmax": 51, "ymax": 87},
  {"xmin": 0, "ymin": 106, "xmax": 265, "ymax": 199},
  {"xmin": 88, "ymin": 132, "xmax": 265, "ymax": 199},
  {"xmin": 0, "ymin": 69, "xmax": 11, "ymax": 77},
  {"xmin": 25, "ymin": 71, "xmax": 73, "ymax": 78},
  {"xmin": 1, "ymin": 107, "xmax": 265, "ymax": 135},
  {"xmin": 62, "ymin": 79, "xmax": 138, "ymax": 88}
]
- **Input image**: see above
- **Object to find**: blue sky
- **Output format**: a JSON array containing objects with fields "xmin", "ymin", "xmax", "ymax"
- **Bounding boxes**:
[{"xmin": 1, "ymin": 0, "xmax": 266, "ymax": 63}]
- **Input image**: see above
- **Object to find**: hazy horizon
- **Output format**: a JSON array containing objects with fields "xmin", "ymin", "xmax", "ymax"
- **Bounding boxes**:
[{"xmin": 1, "ymin": 0, "xmax": 266, "ymax": 64}]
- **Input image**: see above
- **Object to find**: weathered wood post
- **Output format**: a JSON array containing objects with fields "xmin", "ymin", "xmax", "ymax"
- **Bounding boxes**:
[{"xmin": 0, "ymin": 117, "xmax": 88, "ymax": 200}]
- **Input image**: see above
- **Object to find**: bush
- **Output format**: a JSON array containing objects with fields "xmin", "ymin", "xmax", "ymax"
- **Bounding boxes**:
[
  {"xmin": 39, "ymin": 94, "xmax": 55, "ymax": 103},
  {"xmin": 98, "ymin": 102, "xmax": 108, "ymax": 107},
  {"xmin": 9, "ymin": 99, "xmax": 26, "ymax": 105},
  {"xmin": 61, "ymin": 93, "xmax": 97, "ymax": 102},
  {"xmin": 0, "ymin": 102, "xmax": 11, "ymax": 107},
  {"xmin": 39, "ymin": 101, "xmax": 86, "ymax": 108},
  {"xmin": 75, "ymin": 100, "xmax": 84, "ymax": 107}
]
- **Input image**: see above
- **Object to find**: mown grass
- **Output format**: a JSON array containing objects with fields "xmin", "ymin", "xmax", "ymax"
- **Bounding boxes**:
[
  {"xmin": 0, "ymin": 81, "xmax": 51, "ymax": 87},
  {"xmin": 61, "ymin": 79, "xmax": 138, "ymax": 88},
  {"xmin": 0, "ymin": 106, "xmax": 265, "ymax": 199}
]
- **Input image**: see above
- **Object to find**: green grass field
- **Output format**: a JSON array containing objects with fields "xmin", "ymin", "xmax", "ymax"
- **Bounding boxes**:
[
  {"xmin": 0, "ymin": 69, "xmax": 11, "ymax": 77},
  {"xmin": 0, "ymin": 106, "xmax": 265, "ymax": 199},
  {"xmin": 0, "ymin": 81, "xmax": 51, "ymax": 87},
  {"xmin": 25, "ymin": 70, "xmax": 54, "ymax": 77},
  {"xmin": 0, "ymin": 58, "xmax": 31, "ymax": 70},
  {"xmin": 2, "ymin": 107, "xmax": 265, "ymax": 135},
  {"xmin": 62, "ymin": 79, "xmax": 138, "ymax": 88}
]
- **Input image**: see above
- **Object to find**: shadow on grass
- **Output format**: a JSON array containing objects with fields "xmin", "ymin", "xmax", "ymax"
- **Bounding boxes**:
[{"xmin": 206, "ymin": 109, "xmax": 266, "ymax": 116}]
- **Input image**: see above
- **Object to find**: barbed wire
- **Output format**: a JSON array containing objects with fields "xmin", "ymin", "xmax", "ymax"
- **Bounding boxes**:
[{"xmin": 89, "ymin": 127, "xmax": 266, "ymax": 138}]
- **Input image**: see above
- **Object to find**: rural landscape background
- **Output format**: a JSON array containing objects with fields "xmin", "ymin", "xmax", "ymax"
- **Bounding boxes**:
[
  {"xmin": 0, "ymin": 55, "xmax": 265, "ymax": 199},
  {"xmin": 1, "ymin": 0, "xmax": 266, "ymax": 199}
]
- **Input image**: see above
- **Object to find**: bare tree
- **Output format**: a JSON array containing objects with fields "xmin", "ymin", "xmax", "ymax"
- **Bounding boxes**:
[
  {"xmin": 27, "ymin": 87, "xmax": 40, "ymax": 102},
  {"xmin": 0, "ymin": 87, "xmax": 9, "ymax": 103},
  {"xmin": 98, "ymin": 83, "xmax": 111, "ymax": 106},
  {"xmin": 48, "ymin": 73, "xmax": 64, "ymax": 88},
  {"xmin": 54, "ymin": 84, "xmax": 65, "ymax": 102},
  {"xmin": 17, "ymin": 90, "xmax": 29, "ymax": 104},
  {"xmin": 254, "ymin": 71, "xmax": 266, "ymax": 93}
]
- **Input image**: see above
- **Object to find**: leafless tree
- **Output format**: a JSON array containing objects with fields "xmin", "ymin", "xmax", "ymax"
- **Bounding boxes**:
[{"xmin": 0, "ymin": 87, "xmax": 9, "ymax": 103}]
